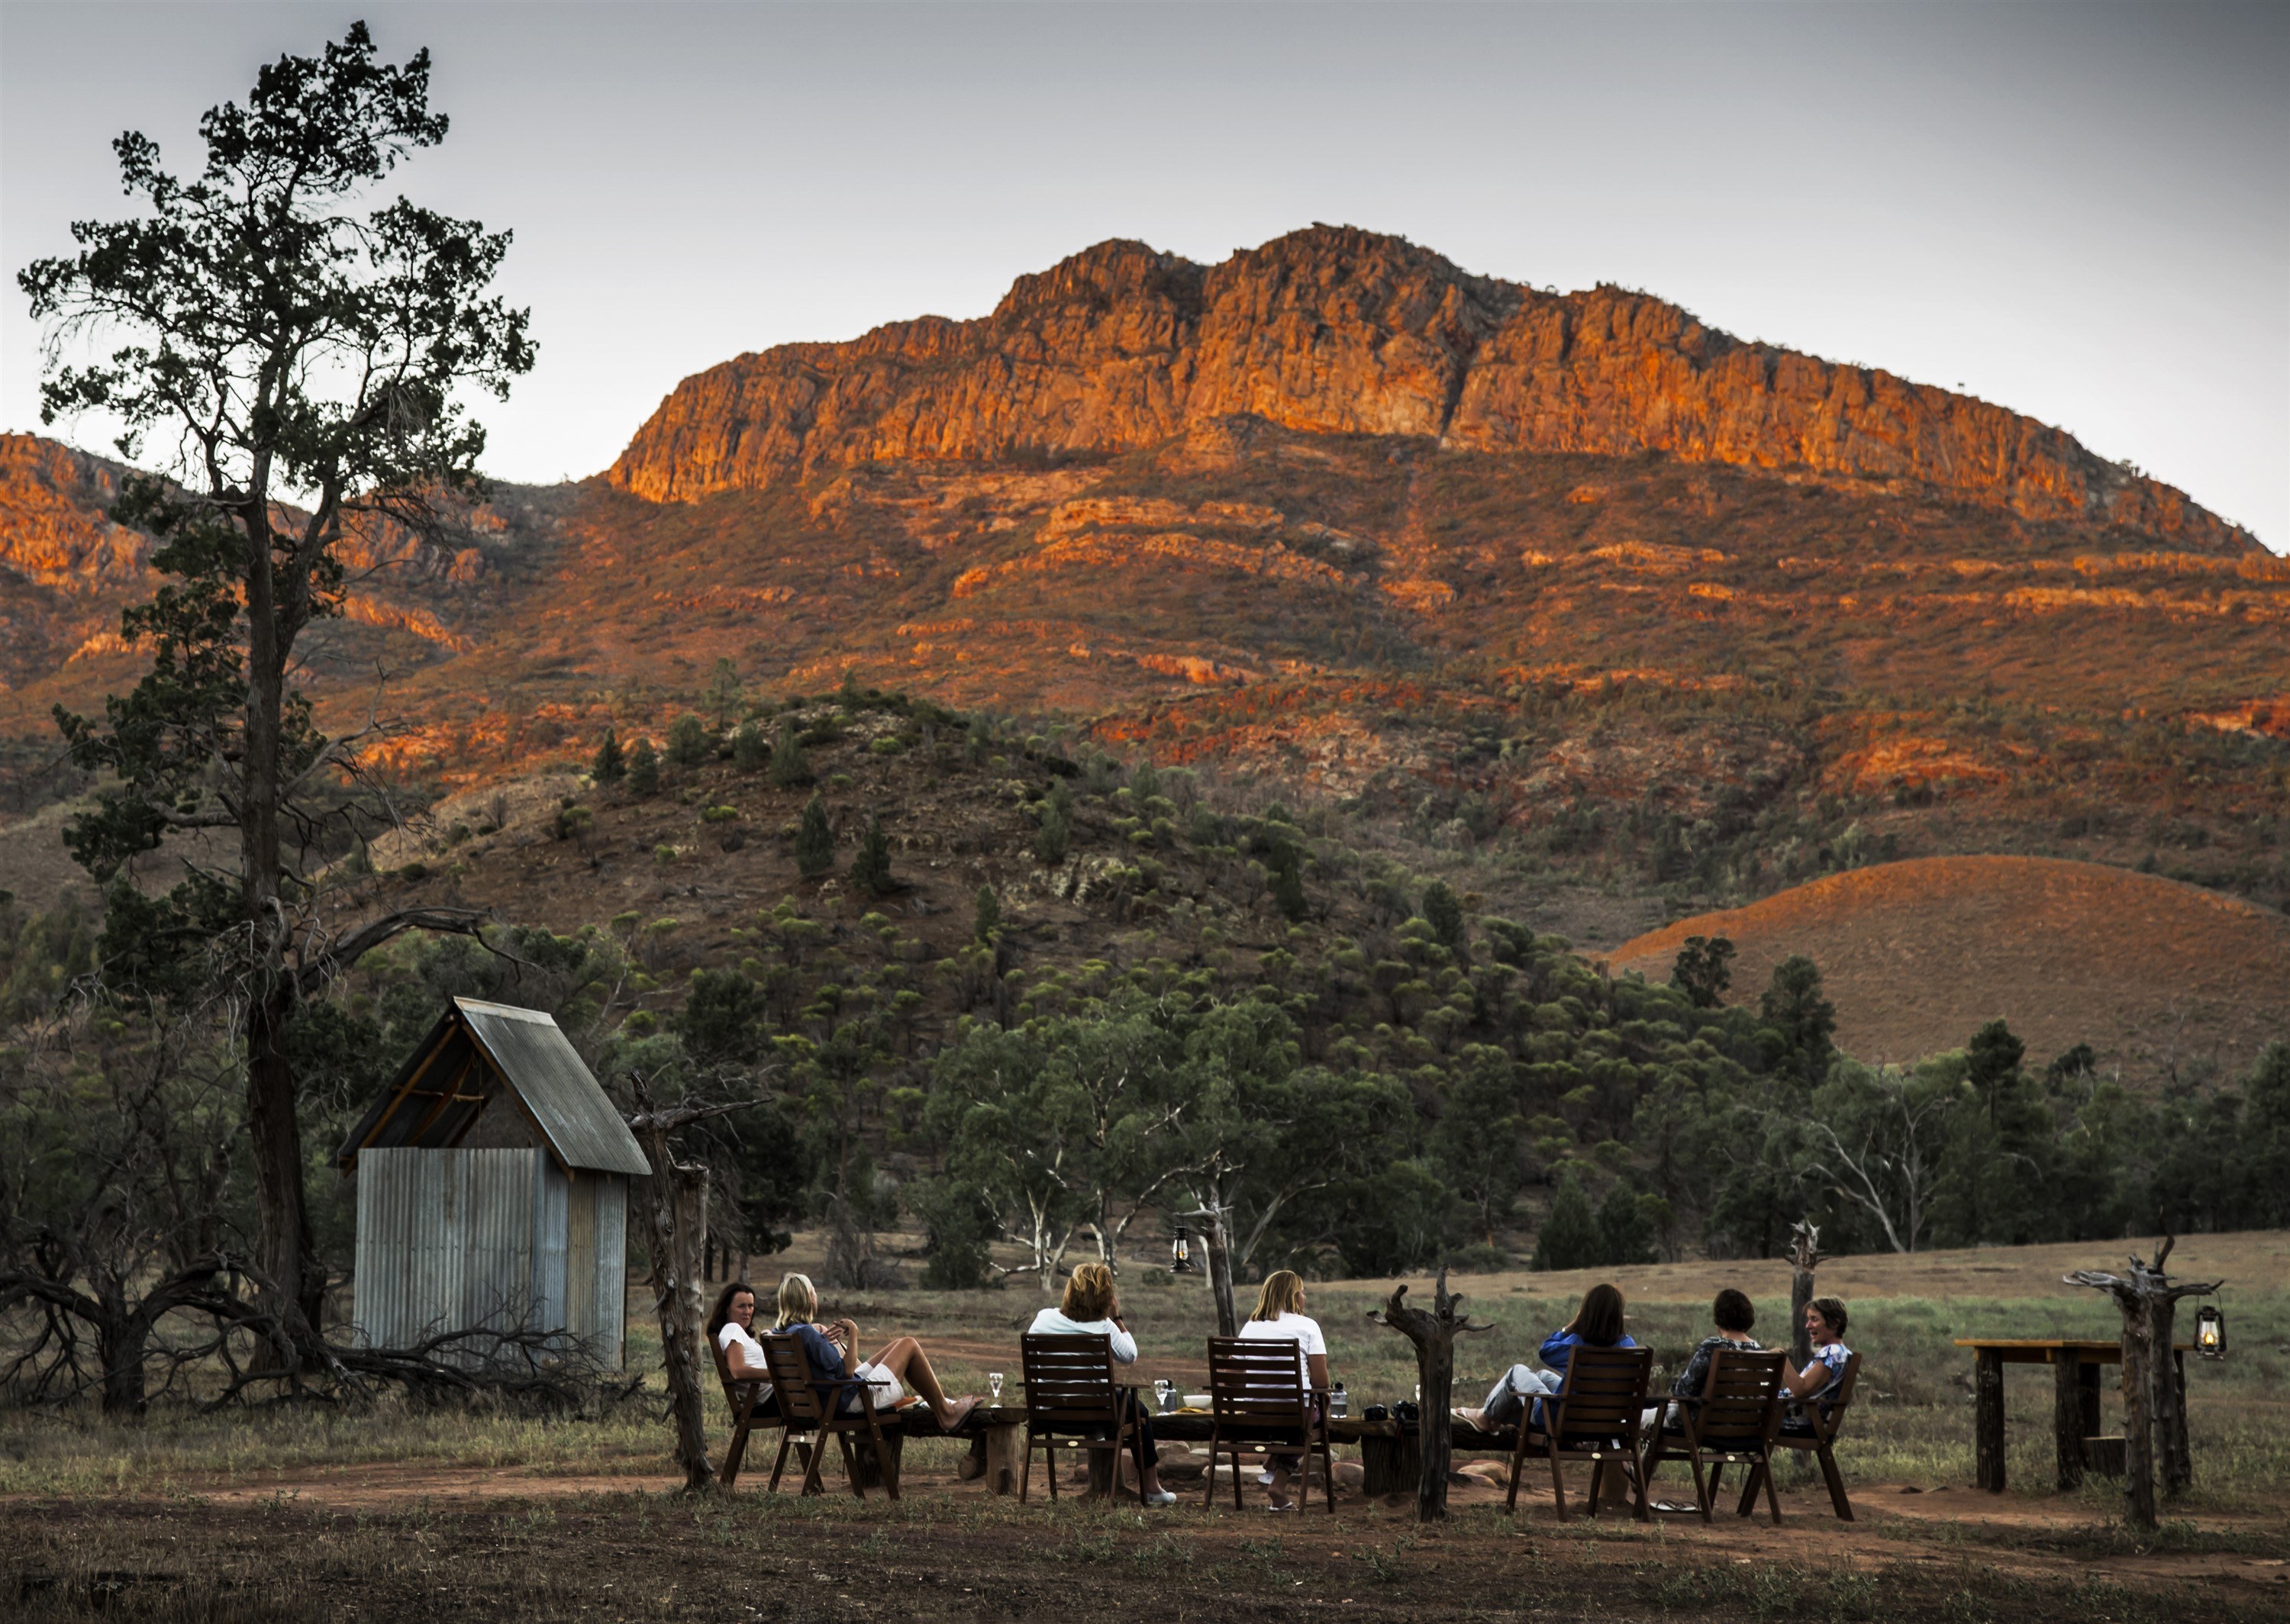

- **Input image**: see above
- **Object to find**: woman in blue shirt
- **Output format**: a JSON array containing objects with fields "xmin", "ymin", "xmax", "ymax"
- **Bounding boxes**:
[
  {"xmin": 766, "ymin": 1271, "xmax": 978, "ymax": 1429},
  {"xmin": 1465, "ymin": 1282, "xmax": 1636, "ymax": 1430}
]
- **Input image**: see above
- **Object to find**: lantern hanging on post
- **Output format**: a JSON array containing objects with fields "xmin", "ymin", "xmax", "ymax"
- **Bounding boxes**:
[
  {"xmin": 1169, "ymin": 1229, "xmax": 1195, "ymax": 1274},
  {"xmin": 2195, "ymin": 1302, "xmax": 2224, "ymax": 1359}
]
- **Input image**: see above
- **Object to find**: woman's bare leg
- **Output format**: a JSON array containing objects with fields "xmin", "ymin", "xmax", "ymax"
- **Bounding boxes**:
[{"xmin": 866, "ymin": 1336, "xmax": 976, "ymax": 1428}]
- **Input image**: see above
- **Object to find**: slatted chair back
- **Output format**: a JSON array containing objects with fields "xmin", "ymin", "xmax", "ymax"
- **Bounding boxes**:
[
  {"xmin": 1507, "ymin": 1345, "xmax": 1654, "ymax": 1522},
  {"xmin": 1204, "ymin": 1337, "xmax": 1333, "ymax": 1514},
  {"xmin": 1691, "ymin": 1348, "xmax": 1787, "ymax": 1445},
  {"xmin": 1021, "ymin": 1333, "xmax": 1121, "ymax": 1432},
  {"xmin": 756, "ymin": 1331, "xmax": 895, "ymax": 1500},
  {"xmin": 1018, "ymin": 1333, "xmax": 1140, "ymax": 1504},
  {"xmin": 1546, "ymin": 1345, "xmax": 1653, "ymax": 1439},
  {"xmin": 1208, "ymin": 1337, "xmax": 1308, "ymax": 1431},
  {"xmin": 760, "ymin": 1332, "xmax": 837, "ymax": 1428}
]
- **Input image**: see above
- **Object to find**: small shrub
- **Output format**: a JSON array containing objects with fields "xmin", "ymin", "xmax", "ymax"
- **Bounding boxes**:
[
  {"xmin": 626, "ymin": 737, "xmax": 660, "ymax": 796},
  {"xmin": 666, "ymin": 713, "xmax": 710, "ymax": 767}
]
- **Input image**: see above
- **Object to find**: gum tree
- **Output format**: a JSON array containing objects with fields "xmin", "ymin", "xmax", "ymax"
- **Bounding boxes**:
[{"xmin": 18, "ymin": 22, "xmax": 533, "ymax": 1348}]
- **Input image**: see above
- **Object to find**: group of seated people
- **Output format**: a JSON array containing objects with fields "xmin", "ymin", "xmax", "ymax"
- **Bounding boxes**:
[
  {"xmin": 706, "ymin": 1265, "xmax": 1853, "ymax": 1506},
  {"xmin": 1460, "ymin": 1282, "xmax": 1855, "ymax": 1439}
]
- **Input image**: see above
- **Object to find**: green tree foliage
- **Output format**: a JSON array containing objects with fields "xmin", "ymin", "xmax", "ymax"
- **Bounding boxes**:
[
  {"xmin": 794, "ymin": 795, "xmax": 834, "ymax": 878},
  {"xmin": 1761, "ymin": 954, "xmax": 1837, "ymax": 1086},
  {"xmin": 731, "ymin": 720, "xmax": 767, "ymax": 770},
  {"xmin": 1035, "ymin": 777, "xmax": 1073, "ymax": 865},
  {"xmin": 1669, "ymin": 934, "xmax": 1735, "ymax": 1009},
  {"xmin": 1266, "ymin": 840, "xmax": 1310, "ymax": 923},
  {"xmin": 18, "ymin": 21, "xmax": 532, "ymax": 1334},
  {"xmin": 1434, "ymin": 1046, "xmax": 1523, "ymax": 1242},
  {"xmin": 666, "ymin": 713, "xmax": 710, "ymax": 768},
  {"xmin": 850, "ymin": 816, "xmax": 896, "ymax": 897},
  {"xmin": 678, "ymin": 968, "xmax": 768, "ymax": 1067},
  {"xmin": 1532, "ymin": 1168, "xmax": 1599, "ymax": 1271},
  {"xmin": 973, "ymin": 884, "xmax": 1002, "ymax": 944},
  {"xmin": 1595, "ymin": 1181, "xmax": 1663, "ymax": 1265},
  {"xmin": 769, "ymin": 715, "xmax": 812, "ymax": 788},
  {"xmin": 625, "ymin": 737, "xmax": 660, "ymax": 797},
  {"xmin": 1422, "ymin": 880, "xmax": 1465, "ymax": 951},
  {"xmin": 591, "ymin": 727, "xmax": 625, "ymax": 785}
]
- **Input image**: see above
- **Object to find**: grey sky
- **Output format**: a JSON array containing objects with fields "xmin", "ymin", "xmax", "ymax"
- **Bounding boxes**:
[{"xmin": 5, "ymin": 2, "xmax": 2284, "ymax": 549}]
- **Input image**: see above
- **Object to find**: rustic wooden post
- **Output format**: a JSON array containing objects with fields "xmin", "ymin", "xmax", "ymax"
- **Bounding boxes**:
[
  {"xmin": 2065, "ymin": 1237, "xmax": 2221, "ymax": 1530},
  {"xmin": 2053, "ymin": 1352, "xmax": 2085, "ymax": 1491},
  {"xmin": 1787, "ymin": 1218, "xmax": 1821, "ymax": 1371},
  {"xmin": 1974, "ymin": 1347, "xmax": 2006, "ymax": 1492},
  {"xmin": 1369, "ymin": 1267, "xmax": 1493, "ymax": 1521}
]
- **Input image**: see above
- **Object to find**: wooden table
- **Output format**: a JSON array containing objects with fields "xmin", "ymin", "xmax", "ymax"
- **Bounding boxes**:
[{"xmin": 1953, "ymin": 1339, "xmax": 2187, "ymax": 1493}]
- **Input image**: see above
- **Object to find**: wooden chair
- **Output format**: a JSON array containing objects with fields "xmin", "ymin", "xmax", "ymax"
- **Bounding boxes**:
[
  {"xmin": 1505, "ymin": 1345, "xmax": 1654, "ymax": 1522},
  {"xmin": 758, "ymin": 1331, "xmax": 898, "ymax": 1500},
  {"xmin": 1638, "ymin": 1348, "xmax": 1788, "ymax": 1524},
  {"xmin": 1770, "ymin": 1350, "xmax": 1860, "ymax": 1520},
  {"xmin": 1204, "ymin": 1337, "xmax": 1334, "ymax": 1514},
  {"xmin": 710, "ymin": 1337, "xmax": 782, "ymax": 1490},
  {"xmin": 1019, "ymin": 1332, "xmax": 1144, "ymax": 1504}
]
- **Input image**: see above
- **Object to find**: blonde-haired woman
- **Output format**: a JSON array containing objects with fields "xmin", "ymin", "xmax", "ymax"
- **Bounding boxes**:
[
  {"xmin": 769, "ymin": 1271, "xmax": 977, "ymax": 1429},
  {"xmin": 1027, "ymin": 1262, "xmax": 1177, "ymax": 1505},
  {"xmin": 1237, "ymin": 1270, "xmax": 1330, "ymax": 1510}
]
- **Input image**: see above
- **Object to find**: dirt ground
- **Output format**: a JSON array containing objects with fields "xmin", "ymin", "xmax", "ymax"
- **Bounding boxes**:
[{"xmin": 9, "ymin": 1448, "xmax": 2279, "ymax": 1622}]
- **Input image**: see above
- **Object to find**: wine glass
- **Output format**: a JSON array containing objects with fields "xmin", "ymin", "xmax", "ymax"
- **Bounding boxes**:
[
  {"xmin": 988, "ymin": 1371, "xmax": 1004, "ymax": 1403},
  {"xmin": 1153, "ymin": 1378, "xmax": 1174, "ymax": 1412}
]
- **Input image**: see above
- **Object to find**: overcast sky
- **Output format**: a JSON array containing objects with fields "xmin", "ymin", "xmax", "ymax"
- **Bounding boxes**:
[{"xmin": 5, "ymin": 1, "xmax": 2284, "ymax": 549}]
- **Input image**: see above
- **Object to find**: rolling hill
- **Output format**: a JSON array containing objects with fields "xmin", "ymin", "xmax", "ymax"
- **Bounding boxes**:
[{"xmin": 1606, "ymin": 856, "xmax": 2290, "ymax": 1085}]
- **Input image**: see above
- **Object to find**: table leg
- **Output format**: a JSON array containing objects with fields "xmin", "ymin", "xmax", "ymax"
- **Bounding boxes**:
[
  {"xmin": 1359, "ymin": 1435, "xmax": 1400, "ymax": 1497},
  {"xmin": 969, "ymin": 1426, "xmax": 1021, "ymax": 1496},
  {"xmin": 1976, "ymin": 1348, "xmax": 2006, "ymax": 1493},
  {"xmin": 2053, "ymin": 1354, "xmax": 2085, "ymax": 1492}
]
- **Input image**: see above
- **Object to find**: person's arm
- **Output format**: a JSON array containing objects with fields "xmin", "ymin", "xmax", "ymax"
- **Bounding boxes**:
[
  {"xmin": 724, "ymin": 1331, "xmax": 769, "ymax": 1381},
  {"xmin": 1104, "ymin": 1318, "xmax": 1139, "ymax": 1364},
  {"xmin": 1306, "ymin": 1352, "xmax": 1330, "ymax": 1392},
  {"xmin": 1782, "ymin": 1351, "xmax": 1830, "ymax": 1400}
]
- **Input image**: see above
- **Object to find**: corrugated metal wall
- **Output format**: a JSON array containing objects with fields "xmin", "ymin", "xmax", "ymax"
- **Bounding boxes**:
[
  {"xmin": 592, "ymin": 1175, "xmax": 627, "ymax": 1365},
  {"xmin": 352, "ymin": 1148, "xmax": 630, "ymax": 1369}
]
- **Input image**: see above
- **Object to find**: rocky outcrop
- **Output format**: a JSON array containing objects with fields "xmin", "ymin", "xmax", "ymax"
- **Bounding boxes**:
[
  {"xmin": 610, "ymin": 227, "xmax": 2252, "ymax": 552},
  {"xmin": 0, "ymin": 433, "xmax": 147, "ymax": 589}
]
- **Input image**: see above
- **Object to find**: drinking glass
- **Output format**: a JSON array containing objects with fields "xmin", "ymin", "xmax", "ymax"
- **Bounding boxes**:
[
  {"xmin": 1153, "ymin": 1378, "xmax": 1174, "ymax": 1412},
  {"xmin": 989, "ymin": 1371, "xmax": 1004, "ymax": 1402}
]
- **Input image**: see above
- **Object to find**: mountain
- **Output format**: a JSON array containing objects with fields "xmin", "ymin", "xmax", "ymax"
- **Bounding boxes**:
[
  {"xmin": 609, "ymin": 226, "xmax": 2247, "ymax": 552},
  {"xmin": 4, "ymin": 226, "xmax": 2285, "ymax": 959}
]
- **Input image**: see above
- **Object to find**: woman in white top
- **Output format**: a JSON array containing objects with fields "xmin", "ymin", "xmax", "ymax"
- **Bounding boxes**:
[
  {"xmin": 1237, "ymin": 1270, "xmax": 1329, "ymax": 1510},
  {"xmin": 1026, "ymin": 1262, "xmax": 1176, "ymax": 1505}
]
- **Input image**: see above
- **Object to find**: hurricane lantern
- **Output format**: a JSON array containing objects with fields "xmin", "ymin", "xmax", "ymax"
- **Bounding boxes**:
[
  {"xmin": 2195, "ymin": 1303, "xmax": 2225, "ymax": 1359},
  {"xmin": 1170, "ymin": 1230, "xmax": 1195, "ymax": 1274}
]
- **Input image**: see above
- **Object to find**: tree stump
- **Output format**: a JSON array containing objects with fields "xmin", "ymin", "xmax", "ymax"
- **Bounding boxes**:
[
  {"xmin": 1369, "ymin": 1268, "xmax": 1493, "ymax": 1522},
  {"xmin": 2065, "ymin": 1237, "xmax": 2222, "ymax": 1530}
]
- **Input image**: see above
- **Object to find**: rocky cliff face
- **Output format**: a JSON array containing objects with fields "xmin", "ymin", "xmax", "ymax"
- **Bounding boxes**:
[{"xmin": 609, "ymin": 226, "xmax": 2250, "ymax": 552}]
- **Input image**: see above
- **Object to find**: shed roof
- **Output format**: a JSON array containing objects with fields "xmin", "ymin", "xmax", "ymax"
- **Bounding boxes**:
[{"xmin": 337, "ymin": 997, "xmax": 651, "ymax": 1177}]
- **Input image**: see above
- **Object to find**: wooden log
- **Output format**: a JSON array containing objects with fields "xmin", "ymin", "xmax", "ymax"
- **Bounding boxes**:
[
  {"xmin": 980, "ymin": 1423, "xmax": 1021, "ymax": 1495},
  {"xmin": 854, "ymin": 1429, "xmax": 904, "ymax": 1490},
  {"xmin": 1975, "ymin": 1347, "xmax": 2006, "ymax": 1493},
  {"xmin": 2053, "ymin": 1352, "xmax": 2085, "ymax": 1492},
  {"xmin": 1788, "ymin": 1220, "xmax": 1821, "ymax": 1371}
]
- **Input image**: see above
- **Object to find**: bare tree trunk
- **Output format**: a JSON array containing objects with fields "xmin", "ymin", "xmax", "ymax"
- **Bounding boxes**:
[
  {"xmin": 1371, "ymin": 1268, "xmax": 1493, "ymax": 1522},
  {"xmin": 1788, "ymin": 1218, "xmax": 1821, "ymax": 1371},
  {"xmin": 245, "ymin": 983, "xmax": 322, "ymax": 1349},
  {"xmin": 1187, "ymin": 1202, "xmax": 1238, "ymax": 1336},
  {"xmin": 2066, "ymin": 1238, "xmax": 2220, "ymax": 1532},
  {"xmin": 633, "ymin": 1126, "xmax": 714, "ymax": 1494}
]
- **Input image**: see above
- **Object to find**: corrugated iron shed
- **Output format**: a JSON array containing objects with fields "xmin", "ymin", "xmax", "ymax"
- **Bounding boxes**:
[{"xmin": 337, "ymin": 997, "xmax": 650, "ymax": 1177}]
